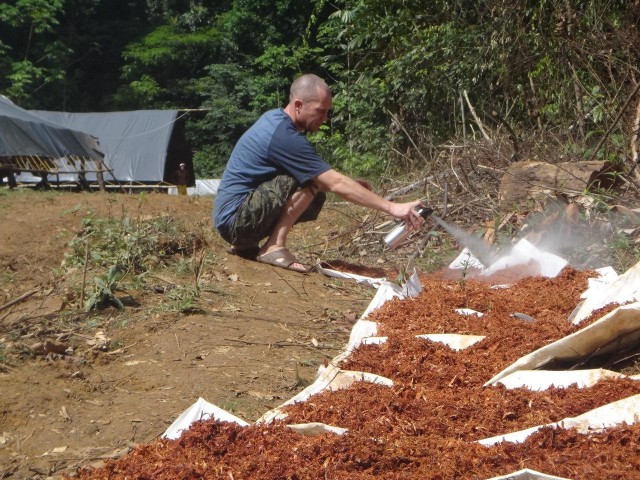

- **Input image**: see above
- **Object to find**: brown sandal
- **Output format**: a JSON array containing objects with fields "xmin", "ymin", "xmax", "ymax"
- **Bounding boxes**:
[{"xmin": 256, "ymin": 248, "xmax": 310, "ymax": 273}]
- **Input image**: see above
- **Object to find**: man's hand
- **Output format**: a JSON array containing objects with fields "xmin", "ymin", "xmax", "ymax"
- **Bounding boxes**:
[{"xmin": 389, "ymin": 200, "xmax": 426, "ymax": 231}]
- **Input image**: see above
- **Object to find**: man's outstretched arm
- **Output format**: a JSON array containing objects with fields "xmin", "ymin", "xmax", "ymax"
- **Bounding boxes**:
[{"xmin": 314, "ymin": 169, "xmax": 424, "ymax": 227}]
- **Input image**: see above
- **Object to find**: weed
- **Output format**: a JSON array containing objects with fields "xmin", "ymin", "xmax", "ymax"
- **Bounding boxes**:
[
  {"xmin": 1, "ymin": 269, "xmax": 15, "ymax": 284},
  {"xmin": 62, "ymin": 203, "xmax": 82, "ymax": 215},
  {"xmin": 85, "ymin": 265, "xmax": 124, "ymax": 311},
  {"xmin": 65, "ymin": 214, "xmax": 203, "ymax": 275},
  {"xmin": 171, "ymin": 257, "xmax": 193, "ymax": 275},
  {"xmin": 86, "ymin": 318, "xmax": 100, "ymax": 328},
  {"xmin": 137, "ymin": 191, "xmax": 147, "ymax": 210},
  {"xmin": 609, "ymin": 232, "xmax": 640, "ymax": 272},
  {"xmin": 457, "ymin": 258, "xmax": 473, "ymax": 291},
  {"xmin": 216, "ymin": 399, "xmax": 241, "ymax": 414},
  {"xmin": 167, "ymin": 285, "xmax": 201, "ymax": 313},
  {"xmin": 51, "ymin": 267, "xmax": 65, "ymax": 279}
]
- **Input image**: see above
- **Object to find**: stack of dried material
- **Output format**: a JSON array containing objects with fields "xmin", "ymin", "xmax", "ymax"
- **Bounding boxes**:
[{"xmin": 67, "ymin": 267, "xmax": 640, "ymax": 479}]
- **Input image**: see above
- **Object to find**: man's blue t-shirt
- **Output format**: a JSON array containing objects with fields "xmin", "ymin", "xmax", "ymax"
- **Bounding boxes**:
[{"xmin": 213, "ymin": 109, "xmax": 331, "ymax": 233}]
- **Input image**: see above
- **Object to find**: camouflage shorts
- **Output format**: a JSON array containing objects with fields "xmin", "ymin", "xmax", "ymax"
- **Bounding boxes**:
[{"xmin": 224, "ymin": 175, "xmax": 325, "ymax": 249}]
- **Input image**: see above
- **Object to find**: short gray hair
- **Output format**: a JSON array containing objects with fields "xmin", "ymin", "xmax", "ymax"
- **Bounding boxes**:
[{"xmin": 289, "ymin": 74, "xmax": 331, "ymax": 102}]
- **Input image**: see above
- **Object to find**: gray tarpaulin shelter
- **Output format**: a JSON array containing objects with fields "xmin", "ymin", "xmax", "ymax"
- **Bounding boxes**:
[
  {"xmin": 32, "ymin": 109, "xmax": 194, "ymax": 185},
  {"xmin": 0, "ymin": 96, "xmax": 105, "ymax": 179}
]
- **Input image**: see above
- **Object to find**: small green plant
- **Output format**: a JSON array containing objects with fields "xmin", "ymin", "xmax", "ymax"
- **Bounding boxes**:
[
  {"xmin": 85, "ymin": 265, "xmax": 125, "ymax": 311},
  {"xmin": 216, "ymin": 399, "xmax": 241, "ymax": 414},
  {"xmin": 61, "ymin": 203, "xmax": 82, "ymax": 215},
  {"xmin": 299, "ymin": 359, "xmax": 319, "ymax": 367},
  {"xmin": 0, "ymin": 349, "xmax": 8, "ymax": 373},
  {"xmin": 137, "ymin": 191, "xmax": 147, "ymax": 209},
  {"xmin": 1, "ymin": 269, "xmax": 15, "ymax": 284},
  {"xmin": 457, "ymin": 258, "xmax": 472, "ymax": 292},
  {"xmin": 171, "ymin": 257, "xmax": 193, "ymax": 275},
  {"xmin": 167, "ymin": 285, "xmax": 201, "ymax": 313}
]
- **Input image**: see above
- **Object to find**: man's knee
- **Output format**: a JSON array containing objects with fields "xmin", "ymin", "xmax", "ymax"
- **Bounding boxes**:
[{"xmin": 298, "ymin": 191, "xmax": 326, "ymax": 223}]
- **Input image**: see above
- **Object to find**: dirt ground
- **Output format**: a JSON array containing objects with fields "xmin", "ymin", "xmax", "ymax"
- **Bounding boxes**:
[{"xmin": 0, "ymin": 190, "xmax": 385, "ymax": 479}]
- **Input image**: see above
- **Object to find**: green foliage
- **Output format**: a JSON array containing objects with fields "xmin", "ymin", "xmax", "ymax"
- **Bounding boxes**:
[
  {"xmin": 1, "ymin": 268, "xmax": 15, "ymax": 284},
  {"xmin": 2, "ymin": 0, "xmax": 639, "ymax": 177},
  {"xmin": 166, "ymin": 285, "xmax": 201, "ymax": 313},
  {"xmin": 0, "ymin": 0, "xmax": 66, "ymax": 102},
  {"xmin": 116, "ymin": 23, "xmax": 223, "ymax": 107},
  {"xmin": 316, "ymin": 0, "xmax": 640, "ymax": 169},
  {"xmin": 65, "ymin": 214, "xmax": 198, "ymax": 275},
  {"xmin": 0, "ymin": 0, "xmax": 64, "ymax": 32},
  {"xmin": 85, "ymin": 265, "xmax": 124, "ymax": 311},
  {"xmin": 187, "ymin": 63, "xmax": 259, "ymax": 176}
]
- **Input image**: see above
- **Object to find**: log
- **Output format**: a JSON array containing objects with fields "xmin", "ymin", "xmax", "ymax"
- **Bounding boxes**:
[{"xmin": 498, "ymin": 160, "xmax": 617, "ymax": 209}]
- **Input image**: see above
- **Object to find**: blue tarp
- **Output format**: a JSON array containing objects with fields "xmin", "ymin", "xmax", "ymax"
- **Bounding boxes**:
[
  {"xmin": 33, "ymin": 110, "xmax": 189, "ymax": 183},
  {"xmin": 0, "ymin": 96, "xmax": 103, "ymax": 162}
]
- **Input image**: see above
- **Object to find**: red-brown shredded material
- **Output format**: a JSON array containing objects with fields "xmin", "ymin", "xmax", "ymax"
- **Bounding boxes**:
[
  {"xmin": 67, "ymin": 267, "xmax": 639, "ymax": 480},
  {"xmin": 320, "ymin": 259, "xmax": 397, "ymax": 279}
]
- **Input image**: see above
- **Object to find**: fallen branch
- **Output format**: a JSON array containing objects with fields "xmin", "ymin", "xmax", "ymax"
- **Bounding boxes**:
[
  {"xmin": 463, "ymin": 90, "xmax": 493, "ymax": 144},
  {"xmin": 386, "ymin": 109, "xmax": 431, "ymax": 165},
  {"xmin": 0, "ymin": 288, "xmax": 39, "ymax": 313},
  {"xmin": 224, "ymin": 337, "xmax": 335, "ymax": 357},
  {"xmin": 384, "ymin": 176, "xmax": 432, "ymax": 200}
]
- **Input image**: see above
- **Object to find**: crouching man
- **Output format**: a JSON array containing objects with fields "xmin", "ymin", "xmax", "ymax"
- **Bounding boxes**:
[{"xmin": 213, "ymin": 74, "xmax": 424, "ymax": 272}]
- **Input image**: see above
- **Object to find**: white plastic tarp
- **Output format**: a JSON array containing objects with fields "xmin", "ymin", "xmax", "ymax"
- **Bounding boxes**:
[
  {"xmin": 496, "ymin": 368, "xmax": 631, "ymax": 391},
  {"xmin": 569, "ymin": 260, "xmax": 640, "ymax": 324},
  {"xmin": 286, "ymin": 423, "xmax": 348, "ymax": 436},
  {"xmin": 481, "ymin": 239, "xmax": 567, "ymax": 278},
  {"xmin": 314, "ymin": 263, "xmax": 388, "ymax": 288},
  {"xmin": 417, "ymin": 333, "xmax": 486, "ymax": 351},
  {"xmin": 168, "ymin": 179, "xmax": 220, "ymax": 196},
  {"xmin": 258, "ymin": 363, "xmax": 393, "ymax": 424},
  {"xmin": 449, "ymin": 240, "xmax": 568, "ymax": 278},
  {"xmin": 449, "ymin": 247, "xmax": 485, "ymax": 270},
  {"xmin": 485, "ymin": 302, "xmax": 640, "ymax": 386},
  {"xmin": 479, "ymin": 393, "xmax": 640, "ymax": 446},
  {"xmin": 14, "ymin": 156, "xmax": 102, "ymax": 183},
  {"xmin": 163, "ymin": 397, "xmax": 249, "ymax": 440},
  {"xmin": 162, "ymin": 249, "xmax": 640, "ymax": 477},
  {"xmin": 486, "ymin": 469, "xmax": 571, "ymax": 480}
]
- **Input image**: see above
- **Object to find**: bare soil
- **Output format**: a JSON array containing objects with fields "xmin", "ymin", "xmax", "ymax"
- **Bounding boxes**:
[{"xmin": 0, "ymin": 190, "xmax": 380, "ymax": 479}]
